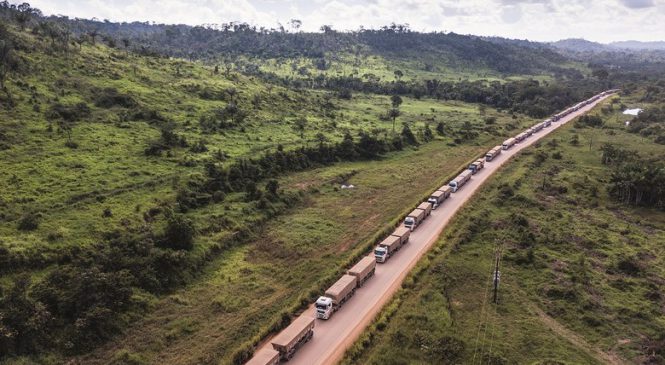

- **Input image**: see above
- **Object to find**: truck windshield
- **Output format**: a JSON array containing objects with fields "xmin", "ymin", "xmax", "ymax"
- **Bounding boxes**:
[
  {"xmin": 374, "ymin": 249, "xmax": 384, "ymax": 256},
  {"xmin": 405, "ymin": 218, "xmax": 414, "ymax": 224},
  {"xmin": 315, "ymin": 303, "xmax": 329, "ymax": 310}
]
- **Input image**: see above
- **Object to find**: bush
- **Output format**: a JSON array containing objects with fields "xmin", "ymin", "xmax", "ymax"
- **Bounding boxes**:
[
  {"xmin": 92, "ymin": 88, "xmax": 138, "ymax": 108},
  {"xmin": 17, "ymin": 212, "xmax": 40, "ymax": 231},
  {"xmin": 160, "ymin": 211, "xmax": 195, "ymax": 250}
]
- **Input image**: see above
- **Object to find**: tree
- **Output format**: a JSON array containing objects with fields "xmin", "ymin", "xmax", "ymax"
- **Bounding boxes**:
[
  {"xmin": 394, "ymin": 70, "xmax": 403, "ymax": 81},
  {"xmin": 436, "ymin": 121, "xmax": 445, "ymax": 136},
  {"xmin": 391, "ymin": 95, "xmax": 403, "ymax": 109},
  {"xmin": 401, "ymin": 124, "xmax": 417, "ymax": 145},
  {"xmin": 88, "ymin": 29, "xmax": 99, "ymax": 45},
  {"xmin": 13, "ymin": 3, "xmax": 40, "ymax": 31},
  {"xmin": 293, "ymin": 117, "xmax": 307, "ymax": 140},
  {"xmin": 0, "ymin": 36, "xmax": 16, "ymax": 89},
  {"xmin": 121, "ymin": 38, "xmax": 130, "ymax": 55},
  {"xmin": 161, "ymin": 210, "xmax": 195, "ymax": 250},
  {"xmin": 288, "ymin": 19, "xmax": 302, "ymax": 33},
  {"xmin": 388, "ymin": 108, "xmax": 401, "ymax": 133}
]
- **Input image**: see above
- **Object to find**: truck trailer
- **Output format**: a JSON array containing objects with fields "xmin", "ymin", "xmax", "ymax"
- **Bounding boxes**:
[
  {"xmin": 449, "ymin": 170, "xmax": 472, "ymax": 192},
  {"xmin": 417, "ymin": 202, "xmax": 432, "ymax": 217},
  {"xmin": 315, "ymin": 274, "xmax": 358, "ymax": 319},
  {"xmin": 427, "ymin": 190, "xmax": 447, "ymax": 209},
  {"xmin": 438, "ymin": 185, "xmax": 453, "ymax": 198},
  {"xmin": 270, "ymin": 316, "xmax": 315, "ymax": 361},
  {"xmin": 468, "ymin": 159, "xmax": 485, "ymax": 174},
  {"xmin": 404, "ymin": 208, "xmax": 426, "ymax": 231},
  {"xmin": 485, "ymin": 146, "xmax": 502, "ymax": 161},
  {"xmin": 246, "ymin": 348, "xmax": 280, "ymax": 365},
  {"xmin": 391, "ymin": 226, "xmax": 410, "ymax": 245},
  {"xmin": 347, "ymin": 255, "xmax": 376, "ymax": 287},
  {"xmin": 502, "ymin": 137, "xmax": 516, "ymax": 150},
  {"xmin": 375, "ymin": 234, "xmax": 402, "ymax": 263}
]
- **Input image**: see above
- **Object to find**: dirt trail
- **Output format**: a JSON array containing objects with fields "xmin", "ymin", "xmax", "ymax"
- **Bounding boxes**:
[
  {"xmin": 530, "ymin": 304, "xmax": 626, "ymax": 365},
  {"xmin": 249, "ymin": 94, "xmax": 616, "ymax": 365}
]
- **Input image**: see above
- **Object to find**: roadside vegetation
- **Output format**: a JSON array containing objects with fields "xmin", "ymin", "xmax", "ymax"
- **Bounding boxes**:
[{"xmin": 342, "ymin": 91, "xmax": 665, "ymax": 365}]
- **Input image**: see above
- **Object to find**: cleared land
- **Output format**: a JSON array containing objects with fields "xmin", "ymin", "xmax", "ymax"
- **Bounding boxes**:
[{"xmin": 342, "ymin": 93, "xmax": 665, "ymax": 365}]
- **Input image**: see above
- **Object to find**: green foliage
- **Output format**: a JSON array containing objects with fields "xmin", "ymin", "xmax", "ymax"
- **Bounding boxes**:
[{"xmin": 161, "ymin": 210, "xmax": 195, "ymax": 250}]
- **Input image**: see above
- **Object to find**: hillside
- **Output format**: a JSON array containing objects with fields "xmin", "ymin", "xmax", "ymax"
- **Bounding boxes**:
[
  {"xmin": 1, "ymin": 2, "xmax": 664, "ymax": 364},
  {"xmin": 342, "ymin": 90, "xmax": 665, "ymax": 364}
]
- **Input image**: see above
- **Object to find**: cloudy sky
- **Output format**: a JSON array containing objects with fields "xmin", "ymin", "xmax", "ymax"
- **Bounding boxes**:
[{"xmin": 29, "ymin": 0, "xmax": 665, "ymax": 43}]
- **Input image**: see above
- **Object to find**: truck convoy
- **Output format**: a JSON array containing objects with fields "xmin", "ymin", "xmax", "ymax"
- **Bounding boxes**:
[
  {"xmin": 468, "ymin": 159, "xmax": 485, "ymax": 174},
  {"xmin": 374, "ymin": 234, "xmax": 402, "ymax": 263},
  {"xmin": 347, "ymin": 255, "xmax": 376, "ymax": 287},
  {"xmin": 246, "ymin": 90, "xmax": 617, "ymax": 365},
  {"xmin": 269, "ymin": 316, "xmax": 315, "ymax": 361},
  {"xmin": 404, "ymin": 207, "xmax": 427, "ymax": 231},
  {"xmin": 485, "ymin": 146, "xmax": 502, "ymax": 161},
  {"xmin": 315, "ymin": 274, "xmax": 357, "ymax": 320},
  {"xmin": 449, "ymin": 170, "xmax": 472, "ymax": 192}
]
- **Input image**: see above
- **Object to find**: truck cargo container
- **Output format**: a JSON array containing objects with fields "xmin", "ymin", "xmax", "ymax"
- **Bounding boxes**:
[
  {"xmin": 502, "ymin": 137, "xmax": 516, "ymax": 150},
  {"xmin": 449, "ymin": 170, "xmax": 472, "ymax": 192},
  {"xmin": 417, "ymin": 202, "xmax": 432, "ymax": 217},
  {"xmin": 246, "ymin": 348, "xmax": 280, "ymax": 365},
  {"xmin": 347, "ymin": 255, "xmax": 376, "ymax": 287},
  {"xmin": 374, "ymin": 234, "xmax": 402, "ymax": 262},
  {"xmin": 468, "ymin": 159, "xmax": 485, "ymax": 174},
  {"xmin": 515, "ymin": 132, "xmax": 528, "ymax": 142},
  {"xmin": 271, "ymin": 316, "xmax": 315, "ymax": 361},
  {"xmin": 427, "ymin": 190, "xmax": 447, "ymax": 209},
  {"xmin": 404, "ymin": 208, "xmax": 426, "ymax": 231},
  {"xmin": 315, "ymin": 274, "xmax": 358, "ymax": 319},
  {"xmin": 438, "ymin": 185, "xmax": 453, "ymax": 197},
  {"xmin": 391, "ymin": 226, "xmax": 410, "ymax": 245},
  {"xmin": 485, "ymin": 146, "xmax": 502, "ymax": 161}
]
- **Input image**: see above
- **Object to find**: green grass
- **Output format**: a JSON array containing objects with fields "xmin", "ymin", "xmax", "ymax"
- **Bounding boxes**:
[{"xmin": 342, "ymin": 94, "xmax": 665, "ymax": 364}]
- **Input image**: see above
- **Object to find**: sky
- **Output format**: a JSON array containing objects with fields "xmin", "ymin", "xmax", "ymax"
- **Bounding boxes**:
[{"xmin": 28, "ymin": 0, "xmax": 665, "ymax": 43}]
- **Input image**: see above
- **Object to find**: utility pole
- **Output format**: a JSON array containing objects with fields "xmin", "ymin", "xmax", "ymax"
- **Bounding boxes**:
[{"xmin": 492, "ymin": 252, "xmax": 501, "ymax": 304}]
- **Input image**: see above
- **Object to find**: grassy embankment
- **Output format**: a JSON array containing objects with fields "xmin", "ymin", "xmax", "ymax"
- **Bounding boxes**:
[
  {"xmin": 0, "ymin": 25, "xmax": 543, "ymax": 364},
  {"xmin": 341, "ymin": 93, "xmax": 665, "ymax": 365}
]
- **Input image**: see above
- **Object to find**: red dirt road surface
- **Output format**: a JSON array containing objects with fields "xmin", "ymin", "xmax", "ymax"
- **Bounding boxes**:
[{"xmin": 252, "ymin": 94, "xmax": 615, "ymax": 365}]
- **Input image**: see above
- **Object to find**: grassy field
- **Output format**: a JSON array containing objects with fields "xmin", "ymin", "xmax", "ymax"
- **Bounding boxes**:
[
  {"xmin": 0, "ymin": 23, "xmax": 546, "ymax": 364},
  {"xmin": 341, "ymin": 94, "xmax": 665, "ymax": 364}
]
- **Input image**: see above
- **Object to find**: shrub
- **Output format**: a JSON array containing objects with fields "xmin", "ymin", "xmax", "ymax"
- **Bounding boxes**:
[
  {"xmin": 17, "ymin": 212, "xmax": 40, "ymax": 231},
  {"xmin": 160, "ymin": 211, "xmax": 195, "ymax": 250},
  {"xmin": 92, "ymin": 88, "xmax": 137, "ymax": 108}
]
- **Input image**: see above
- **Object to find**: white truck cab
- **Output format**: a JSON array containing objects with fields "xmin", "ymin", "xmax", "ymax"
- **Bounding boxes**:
[
  {"xmin": 315, "ymin": 296, "xmax": 333, "ymax": 319},
  {"xmin": 404, "ymin": 216, "xmax": 416, "ymax": 230},
  {"xmin": 374, "ymin": 246, "xmax": 388, "ymax": 263}
]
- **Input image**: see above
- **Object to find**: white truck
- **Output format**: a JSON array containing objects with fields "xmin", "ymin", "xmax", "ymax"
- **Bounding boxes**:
[
  {"xmin": 270, "ymin": 316, "xmax": 315, "ymax": 361},
  {"xmin": 485, "ymin": 146, "xmax": 502, "ymax": 161},
  {"xmin": 449, "ymin": 170, "xmax": 472, "ymax": 192},
  {"xmin": 427, "ymin": 190, "xmax": 447, "ymax": 209},
  {"xmin": 347, "ymin": 255, "xmax": 376, "ymax": 287},
  {"xmin": 374, "ymin": 234, "xmax": 402, "ymax": 263},
  {"xmin": 404, "ymin": 208, "xmax": 426, "ymax": 231},
  {"xmin": 502, "ymin": 137, "xmax": 516, "ymax": 150},
  {"xmin": 315, "ymin": 274, "xmax": 358, "ymax": 320}
]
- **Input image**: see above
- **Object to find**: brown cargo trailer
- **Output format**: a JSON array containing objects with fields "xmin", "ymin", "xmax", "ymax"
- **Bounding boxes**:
[
  {"xmin": 246, "ymin": 347, "xmax": 280, "ymax": 365},
  {"xmin": 502, "ymin": 137, "xmax": 516, "ymax": 150},
  {"xmin": 271, "ymin": 316, "xmax": 315, "ymax": 361},
  {"xmin": 427, "ymin": 190, "xmax": 446, "ymax": 209},
  {"xmin": 417, "ymin": 202, "xmax": 432, "ymax": 217},
  {"xmin": 391, "ymin": 226, "xmax": 411, "ymax": 245},
  {"xmin": 325, "ymin": 274, "xmax": 358, "ymax": 307},
  {"xmin": 404, "ymin": 208, "xmax": 426, "ymax": 231},
  {"xmin": 438, "ymin": 185, "xmax": 453, "ymax": 198},
  {"xmin": 347, "ymin": 256, "xmax": 376, "ymax": 287}
]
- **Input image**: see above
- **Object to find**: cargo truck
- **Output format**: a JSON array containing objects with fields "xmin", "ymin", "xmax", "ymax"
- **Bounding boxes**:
[
  {"xmin": 543, "ymin": 119, "xmax": 552, "ymax": 127},
  {"xmin": 404, "ymin": 208, "xmax": 426, "ymax": 231},
  {"xmin": 391, "ymin": 226, "xmax": 411, "ymax": 245},
  {"xmin": 270, "ymin": 316, "xmax": 315, "ymax": 361},
  {"xmin": 315, "ymin": 274, "xmax": 358, "ymax": 320},
  {"xmin": 438, "ymin": 185, "xmax": 453, "ymax": 198},
  {"xmin": 485, "ymin": 146, "xmax": 502, "ymax": 161},
  {"xmin": 515, "ymin": 132, "xmax": 528, "ymax": 142},
  {"xmin": 246, "ymin": 348, "xmax": 280, "ymax": 365},
  {"xmin": 468, "ymin": 159, "xmax": 485, "ymax": 174},
  {"xmin": 347, "ymin": 255, "xmax": 376, "ymax": 287},
  {"xmin": 449, "ymin": 170, "xmax": 472, "ymax": 192},
  {"xmin": 417, "ymin": 202, "xmax": 432, "ymax": 217},
  {"xmin": 502, "ymin": 137, "xmax": 516, "ymax": 150},
  {"xmin": 427, "ymin": 190, "xmax": 447, "ymax": 209},
  {"xmin": 374, "ymin": 234, "xmax": 402, "ymax": 263}
]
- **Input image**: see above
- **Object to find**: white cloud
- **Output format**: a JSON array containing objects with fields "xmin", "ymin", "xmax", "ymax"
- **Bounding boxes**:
[{"xmin": 27, "ymin": 0, "xmax": 665, "ymax": 42}]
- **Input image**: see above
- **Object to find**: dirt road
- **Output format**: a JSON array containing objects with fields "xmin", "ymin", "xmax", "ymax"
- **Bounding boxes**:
[{"xmin": 252, "ymin": 94, "xmax": 614, "ymax": 365}]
